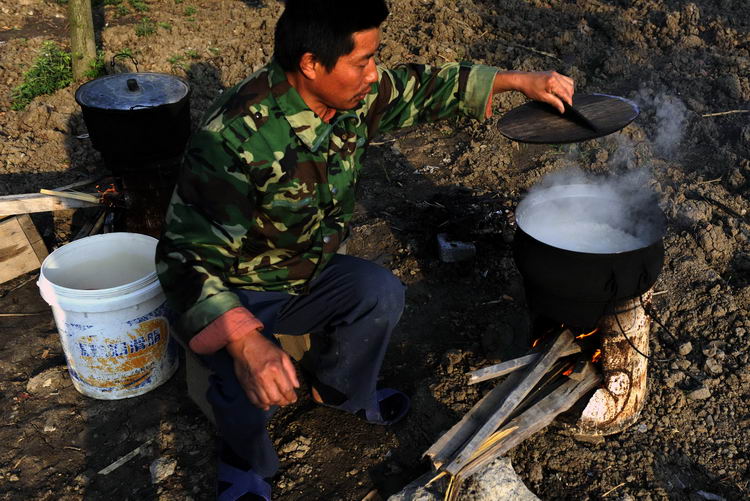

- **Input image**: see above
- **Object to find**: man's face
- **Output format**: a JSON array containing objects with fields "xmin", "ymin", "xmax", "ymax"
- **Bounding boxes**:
[{"xmin": 310, "ymin": 28, "xmax": 381, "ymax": 110}]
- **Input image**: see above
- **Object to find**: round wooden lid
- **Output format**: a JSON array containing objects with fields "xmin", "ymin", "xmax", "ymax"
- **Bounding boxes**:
[{"xmin": 497, "ymin": 93, "xmax": 639, "ymax": 144}]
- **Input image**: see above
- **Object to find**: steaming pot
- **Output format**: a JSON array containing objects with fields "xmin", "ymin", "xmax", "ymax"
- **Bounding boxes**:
[{"xmin": 512, "ymin": 184, "xmax": 666, "ymax": 329}]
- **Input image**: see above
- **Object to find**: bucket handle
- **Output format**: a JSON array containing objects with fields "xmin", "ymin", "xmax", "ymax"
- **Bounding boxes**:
[{"xmin": 110, "ymin": 53, "xmax": 140, "ymax": 74}]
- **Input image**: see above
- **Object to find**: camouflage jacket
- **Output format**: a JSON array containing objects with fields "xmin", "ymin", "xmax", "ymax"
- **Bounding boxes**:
[{"xmin": 156, "ymin": 59, "xmax": 498, "ymax": 340}]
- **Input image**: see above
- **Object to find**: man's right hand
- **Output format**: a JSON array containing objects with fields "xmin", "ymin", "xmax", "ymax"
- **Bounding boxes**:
[{"xmin": 226, "ymin": 329, "xmax": 300, "ymax": 411}]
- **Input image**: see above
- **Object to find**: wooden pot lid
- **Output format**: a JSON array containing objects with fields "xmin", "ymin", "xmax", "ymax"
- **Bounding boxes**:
[{"xmin": 497, "ymin": 93, "xmax": 639, "ymax": 144}]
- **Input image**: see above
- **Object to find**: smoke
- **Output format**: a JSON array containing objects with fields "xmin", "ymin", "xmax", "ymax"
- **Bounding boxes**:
[{"xmin": 518, "ymin": 167, "xmax": 663, "ymax": 253}]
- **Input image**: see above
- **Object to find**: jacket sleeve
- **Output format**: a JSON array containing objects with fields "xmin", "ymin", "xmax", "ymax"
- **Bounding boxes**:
[
  {"xmin": 155, "ymin": 127, "xmax": 255, "ymax": 344},
  {"xmin": 365, "ymin": 62, "xmax": 498, "ymax": 135}
]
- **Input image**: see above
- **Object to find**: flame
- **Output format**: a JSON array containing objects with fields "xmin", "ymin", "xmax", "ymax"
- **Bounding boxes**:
[
  {"xmin": 576, "ymin": 327, "xmax": 599, "ymax": 340},
  {"xmin": 97, "ymin": 184, "xmax": 117, "ymax": 196},
  {"xmin": 562, "ymin": 366, "xmax": 574, "ymax": 376},
  {"xmin": 96, "ymin": 184, "xmax": 120, "ymax": 207},
  {"xmin": 531, "ymin": 324, "xmax": 565, "ymax": 348},
  {"xmin": 591, "ymin": 349, "xmax": 602, "ymax": 363}
]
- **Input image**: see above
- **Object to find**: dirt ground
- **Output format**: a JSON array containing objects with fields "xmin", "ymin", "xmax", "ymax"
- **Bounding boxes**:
[{"xmin": 1, "ymin": 0, "xmax": 749, "ymax": 500}]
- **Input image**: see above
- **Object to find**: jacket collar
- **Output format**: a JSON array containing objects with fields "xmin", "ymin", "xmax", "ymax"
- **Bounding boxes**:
[{"xmin": 267, "ymin": 60, "xmax": 361, "ymax": 153}]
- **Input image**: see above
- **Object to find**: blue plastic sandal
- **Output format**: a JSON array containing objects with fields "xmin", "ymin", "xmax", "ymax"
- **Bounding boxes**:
[
  {"xmin": 361, "ymin": 388, "xmax": 410, "ymax": 425},
  {"xmin": 217, "ymin": 460, "xmax": 271, "ymax": 501},
  {"xmin": 313, "ymin": 383, "xmax": 411, "ymax": 426}
]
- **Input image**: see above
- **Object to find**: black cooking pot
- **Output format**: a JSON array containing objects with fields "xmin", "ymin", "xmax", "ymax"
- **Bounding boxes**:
[
  {"xmin": 512, "ymin": 184, "xmax": 666, "ymax": 329},
  {"xmin": 75, "ymin": 72, "xmax": 191, "ymax": 166}
]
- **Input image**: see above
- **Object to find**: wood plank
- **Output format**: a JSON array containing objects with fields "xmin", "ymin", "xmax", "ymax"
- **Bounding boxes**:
[
  {"xmin": 445, "ymin": 329, "xmax": 576, "ymax": 475},
  {"xmin": 0, "ymin": 216, "xmax": 47, "ymax": 284},
  {"xmin": 0, "ymin": 193, "xmax": 99, "ymax": 218},
  {"xmin": 17, "ymin": 214, "xmax": 49, "ymax": 263}
]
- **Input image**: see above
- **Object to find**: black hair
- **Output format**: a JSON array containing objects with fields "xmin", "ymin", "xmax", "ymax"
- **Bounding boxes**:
[{"xmin": 274, "ymin": 0, "xmax": 389, "ymax": 73}]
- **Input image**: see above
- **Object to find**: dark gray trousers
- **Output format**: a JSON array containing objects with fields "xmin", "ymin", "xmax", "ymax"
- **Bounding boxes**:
[{"xmin": 200, "ymin": 255, "xmax": 405, "ymax": 478}]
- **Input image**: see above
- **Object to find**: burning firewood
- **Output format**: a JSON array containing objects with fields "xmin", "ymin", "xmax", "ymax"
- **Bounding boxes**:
[
  {"xmin": 576, "ymin": 292, "xmax": 652, "ymax": 436},
  {"xmin": 425, "ymin": 330, "xmax": 581, "ymax": 476},
  {"xmin": 443, "ymin": 329, "xmax": 576, "ymax": 475},
  {"xmin": 423, "ymin": 292, "xmax": 654, "ymax": 499},
  {"xmin": 72, "ymin": 208, "xmax": 107, "ymax": 240},
  {"xmin": 440, "ymin": 363, "xmax": 601, "ymax": 501},
  {"xmin": 425, "ymin": 369, "xmax": 527, "ymax": 469}
]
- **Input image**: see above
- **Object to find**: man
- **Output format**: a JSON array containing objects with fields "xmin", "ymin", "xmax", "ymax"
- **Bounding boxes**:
[{"xmin": 156, "ymin": 0, "xmax": 574, "ymax": 498}]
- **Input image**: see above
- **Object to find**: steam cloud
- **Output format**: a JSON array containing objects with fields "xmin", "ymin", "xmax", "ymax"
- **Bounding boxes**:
[
  {"xmin": 636, "ymin": 90, "xmax": 688, "ymax": 157},
  {"xmin": 608, "ymin": 134, "xmax": 636, "ymax": 170},
  {"xmin": 515, "ymin": 91, "xmax": 686, "ymax": 252},
  {"xmin": 517, "ymin": 168, "xmax": 663, "ymax": 253}
]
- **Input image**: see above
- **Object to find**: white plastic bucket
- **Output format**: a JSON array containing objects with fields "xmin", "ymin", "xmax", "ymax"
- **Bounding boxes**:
[{"xmin": 37, "ymin": 233, "xmax": 178, "ymax": 399}]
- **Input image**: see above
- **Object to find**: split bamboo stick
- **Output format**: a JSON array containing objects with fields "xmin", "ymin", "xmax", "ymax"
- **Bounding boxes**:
[
  {"xmin": 458, "ymin": 363, "xmax": 601, "ymax": 480},
  {"xmin": 39, "ymin": 189, "xmax": 100, "ymax": 204},
  {"xmin": 468, "ymin": 342, "xmax": 581, "ymax": 384},
  {"xmin": 425, "ymin": 369, "xmax": 526, "ymax": 468}
]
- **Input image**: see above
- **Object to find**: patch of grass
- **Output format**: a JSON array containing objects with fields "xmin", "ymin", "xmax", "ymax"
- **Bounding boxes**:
[
  {"xmin": 168, "ymin": 49, "xmax": 200, "ymax": 69},
  {"xmin": 11, "ymin": 41, "xmax": 72, "ymax": 111},
  {"xmin": 158, "ymin": 21, "xmax": 172, "ymax": 31},
  {"xmin": 167, "ymin": 54, "xmax": 187, "ymax": 71},
  {"xmin": 208, "ymin": 47, "xmax": 220, "ymax": 56},
  {"xmin": 174, "ymin": 0, "xmax": 184, "ymax": 4},
  {"xmin": 94, "ymin": 0, "xmax": 127, "ymax": 9},
  {"xmin": 115, "ymin": 48, "xmax": 135, "ymax": 59},
  {"xmin": 135, "ymin": 17, "xmax": 156, "ymax": 37},
  {"xmin": 84, "ymin": 50, "xmax": 107, "ymax": 79},
  {"xmin": 184, "ymin": 5, "xmax": 197, "ymax": 16},
  {"xmin": 111, "ymin": 48, "xmax": 138, "ymax": 68},
  {"xmin": 128, "ymin": 0, "xmax": 149, "ymax": 12}
]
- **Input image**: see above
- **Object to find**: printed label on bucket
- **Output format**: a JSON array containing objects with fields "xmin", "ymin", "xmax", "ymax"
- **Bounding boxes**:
[{"xmin": 60, "ymin": 303, "xmax": 178, "ymax": 397}]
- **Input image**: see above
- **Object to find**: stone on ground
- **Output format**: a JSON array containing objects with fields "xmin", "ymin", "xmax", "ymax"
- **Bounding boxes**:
[{"xmin": 388, "ymin": 457, "xmax": 539, "ymax": 501}]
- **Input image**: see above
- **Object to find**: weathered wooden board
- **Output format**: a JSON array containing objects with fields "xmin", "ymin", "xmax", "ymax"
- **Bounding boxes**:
[
  {"xmin": 0, "ymin": 193, "xmax": 98, "ymax": 218},
  {"xmin": 0, "ymin": 215, "xmax": 49, "ymax": 284}
]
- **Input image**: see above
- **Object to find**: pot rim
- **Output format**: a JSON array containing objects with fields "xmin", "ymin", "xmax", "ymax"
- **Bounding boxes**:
[
  {"xmin": 514, "ymin": 225, "xmax": 664, "ymax": 257},
  {"xmin": 75, "ymin": 72, "xmax": 192, "ymax": 111},
  {"xmin": 515, "ymin": 183, "xmax": 666, "ymax": 255}
]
